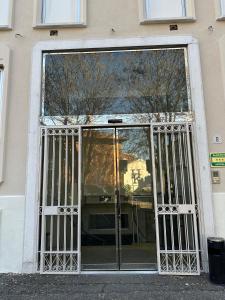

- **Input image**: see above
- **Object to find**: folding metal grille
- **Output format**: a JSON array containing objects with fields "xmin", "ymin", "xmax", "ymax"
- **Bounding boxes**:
[
  {"xmin": 39, "ymin": 127, "xmax": 81, "ymax": 274},
  {"xmin": 151, "ymin": 122, "xmax": 200, "ymax": 275}
]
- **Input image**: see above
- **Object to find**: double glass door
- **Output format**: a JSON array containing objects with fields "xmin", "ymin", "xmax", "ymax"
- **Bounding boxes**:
[{"xmin": 81, "ymin": 126, "xmax": 157, "ymax": 270}]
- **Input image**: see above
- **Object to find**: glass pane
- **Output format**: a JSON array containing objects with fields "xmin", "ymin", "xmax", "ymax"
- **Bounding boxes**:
[
  {"xmin": 42, "ymin": 0, "xmax": 76, "ymax": 24},
  {"xmin": 146, "ymin": 0, "xmax": 185, "ymax": 19},
  {"xmin": 42, "ymin": 48, "xmax": 190, "ymax": 125},
  {"xmin": 117, "ymin": 127, "xmax": 157, "ymax": 270},
  {"xmin": 81, "ymin": 128, "xmax": 118, "ymax": 270},
  {"xmin": 0, "ymin": 0, "xmax": 9, "ymax": 26}
]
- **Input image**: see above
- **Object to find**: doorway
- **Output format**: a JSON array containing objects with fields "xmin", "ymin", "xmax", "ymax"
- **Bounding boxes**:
[{"xmin": 81, "ymin": 126, "xmax": 157, "ymax": 270}]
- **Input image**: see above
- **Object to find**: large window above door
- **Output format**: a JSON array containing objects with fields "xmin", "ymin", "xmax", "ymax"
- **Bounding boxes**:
[
  {"xmin": 34, "ymin": 0, "xmax": 87, "ymax": 27},
  {"xmin": 41, "ymin": 47, "xmax": 191, "ymax": 125},
  {"xmin": 139, "ymin": 0, "xmax": 196, "ymax": 23}
]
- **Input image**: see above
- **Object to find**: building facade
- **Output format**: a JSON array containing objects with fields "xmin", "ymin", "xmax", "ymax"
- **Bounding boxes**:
[{"xmin": 0, "ymin": 0, "xmax": 225, "ymax": 275}]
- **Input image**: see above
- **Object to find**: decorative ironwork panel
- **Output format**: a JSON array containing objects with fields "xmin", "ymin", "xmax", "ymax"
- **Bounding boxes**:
[
  {"xmin": 39, "ymin": 126, "xmax": 81, "ymax": 274},
  {"xmin": 151, "ymin": 122, "xmax": 200, "ymax": 275}
]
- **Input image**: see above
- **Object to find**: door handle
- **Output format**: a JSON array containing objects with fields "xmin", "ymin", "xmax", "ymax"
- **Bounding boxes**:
[{"xmin": 115, "ymin": 189, "xmax": 121, "ymax": 217}]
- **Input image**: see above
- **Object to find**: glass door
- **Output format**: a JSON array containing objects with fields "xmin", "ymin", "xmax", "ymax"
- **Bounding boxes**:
[
  {"xmin": 117, "ymin": 127, "xmax": 157, "ymax": 270},
  {"xmin": 81, "ymin": 126, "xmax": 157, "ymax": 271},
  {"xmin": 81, "ymin": 128, "xmax": 118, "ymax": 270}
]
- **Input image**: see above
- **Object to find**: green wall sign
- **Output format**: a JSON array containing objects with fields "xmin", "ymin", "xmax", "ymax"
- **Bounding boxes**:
[{"xmin": 210, "ymin": 153, "xmax": 225, "ymax": 167}]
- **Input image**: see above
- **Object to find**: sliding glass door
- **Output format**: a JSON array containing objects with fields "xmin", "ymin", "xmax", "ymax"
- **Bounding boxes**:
[{"xmin": 81, "ymin": 126, "xmax": 157, "ymax": 270}]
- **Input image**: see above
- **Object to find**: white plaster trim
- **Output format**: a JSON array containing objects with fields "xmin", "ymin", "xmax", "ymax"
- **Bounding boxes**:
[
  {"xmin": 0, "ymin": 45, "xmax": 10, "ymax": 184},
  {"xmin": 188, "ymin": 43, "xmax": 215, "ymax": 271},
  {"xmin": 140, "ymin": 17, "xmax": 196, "ymax": 24},
  {"xmin": 22, "ymin": 35, "xmax": 214, "ymax": 273}
]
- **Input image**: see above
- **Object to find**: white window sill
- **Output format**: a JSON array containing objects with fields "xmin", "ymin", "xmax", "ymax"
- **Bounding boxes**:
[
  {"xmin": 217, "ymin": 16, "xmax": 225, "ymax": 21},
  {"xmin": 140, "ymin": 17, "xmax": 196, "ymax": 25},
  {"xmin": 33, "ymin": 22, "xmax": 87, "ymax": 29},
  {"xmin": 0, "ymin": 25, "xmax": 12, "ymax": 30}
]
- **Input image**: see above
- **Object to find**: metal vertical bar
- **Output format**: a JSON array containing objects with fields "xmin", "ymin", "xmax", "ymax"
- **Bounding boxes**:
[
  {"xmin": 165, "ymin": 132, "xmax": 172, "ymax": 205},
  {"xmin": 78, "ymin": 127, "xmax": 82, "ymax": 273},
  {"xmin": 159, "ymin": 131, "xmax": 168, "ymax": 271},
  {"xmin": 56, "ymin": 135, "xmax": 62, "ymax": 271},
  {"xmin": 186, "ymin": 123, "xmax": 200, "ymax": 273},
  {"xmin": 50, "ymin": 134, "xmax": 56, "ymax": 269},
  {"xmin": 183, "ymin": 130, "xmax": 190, "ymax": 204},
  {"xmin": 40, "ymin": 128, "xmax": 49, "ymax": 273},
  {"xmin": 65, "ymin": 134, "xmax": 68, "ymax": 206},
  {"xmin": 63, "ymin": 134, "xmax": 68, "ymax": 271},
  {"xmin": 165, "ymin": 130, "xmax": 172, "ymax": 272},
  {"xmin": 182, "ymin": 127, "xmax": 191, "ymax": 272},
  {"xmin": 72, "ymin": 135, "xmax": 75, "ymax": 206},
  {"xmin": 150, "ymin": 125, "xmax": 161, "ymax": 273},
  {"xmin": 158, "ymin": 133, "xmax": 165, "ymax": 205},
  {"xmin": 178, "ymin": 130, "xmax": 186, "ymax": 273},
  {"xmin": 184, "ymin": 126, "xmax": 191, "ymax": 272},
  {"xmin": 170, "ymin": 130, "xmax": 178, "ymax": 271}
]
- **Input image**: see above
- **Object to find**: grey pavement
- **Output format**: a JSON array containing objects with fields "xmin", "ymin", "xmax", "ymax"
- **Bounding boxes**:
[{"xmin": 0, "ymin": 273, "xmax": 225, "ymax": 300}]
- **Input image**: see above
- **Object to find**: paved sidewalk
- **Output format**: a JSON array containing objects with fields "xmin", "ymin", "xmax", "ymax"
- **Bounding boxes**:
[{"xmin": 0, "ymin": 273, "xmax": 225, "ymax": 300}]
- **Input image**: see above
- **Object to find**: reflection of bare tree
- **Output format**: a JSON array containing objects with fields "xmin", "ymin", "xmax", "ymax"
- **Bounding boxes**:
[
  {"xmin": 123, "ymin": 49, "xmax": 189, "ymax": 122},
  {"xmin": 44, "ymin": 53, "xmax": 116, "ymax": 124},
  {"xmin": 42, "ymin": 48, "xmax": 190, "ymax": 125}
]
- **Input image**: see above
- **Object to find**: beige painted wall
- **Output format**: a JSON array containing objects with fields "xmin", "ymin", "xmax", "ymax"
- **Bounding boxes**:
[{"xmin": 0, "ymin": 0, "xmax": 225, "ymax": 195}]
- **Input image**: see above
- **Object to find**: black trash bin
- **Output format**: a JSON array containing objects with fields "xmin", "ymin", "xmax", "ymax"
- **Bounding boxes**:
[{"xmin": 208, "ymin": 237, "xmax": 225, "ymax": 284}]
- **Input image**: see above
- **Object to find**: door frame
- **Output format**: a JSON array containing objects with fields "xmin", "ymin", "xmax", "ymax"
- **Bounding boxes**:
[{"xmin": 22, "ymin": 36, "xmax": 214, "ymax": 273}]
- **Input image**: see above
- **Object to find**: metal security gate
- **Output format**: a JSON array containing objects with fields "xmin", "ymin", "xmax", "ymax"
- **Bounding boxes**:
[
  {"xmin": 151, "ymin": 122, "xmax": 200, "ymax": 275},
  {"xmin": 38, "ymin": 122, "xmax": 200, "ymax": 275},
  {"xmin": 39, "ymin": 127, "xmax": 81, "ymax": 274}
]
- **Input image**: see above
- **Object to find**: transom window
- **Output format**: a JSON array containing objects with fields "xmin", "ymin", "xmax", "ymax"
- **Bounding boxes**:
[
  {"xmin": 41, "ymin": 47, "xmax": 191, "ymax": 125},
  {"xmin": 40, "ymin": 0, "xmax": 86, "ymax": 25},
  {"xmin": 0, "ymin": 0, "xmax": 10, "ymax": 27}
]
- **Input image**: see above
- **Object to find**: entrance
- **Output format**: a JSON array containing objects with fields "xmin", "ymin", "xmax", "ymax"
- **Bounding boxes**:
[
  {"xmin": 81, "ymin": 126, "xmax": 157, "ymax": 270},
  {"xmin": 38, "ymin": 45, "xmax": 201, "ymax": 275},
  {"xmin": 38, "ymin": 122, "xmax": 201, "ymax": 274}
]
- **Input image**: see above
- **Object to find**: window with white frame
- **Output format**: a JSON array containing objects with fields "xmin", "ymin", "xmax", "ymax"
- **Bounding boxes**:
[
  {"xmin": 41, "ymin": 0, "xmax": 84, "ymax": 24},
  {"xmin": 0, "ymin": 0, "xmax": 10, "ymax": 26},
  {"xmin": 144, "ymin": 0, "xmax": 187, "ymax": 20},
  {"xmin": 220, "ymin": 0, "xmax": 225, "ymax": 16}
]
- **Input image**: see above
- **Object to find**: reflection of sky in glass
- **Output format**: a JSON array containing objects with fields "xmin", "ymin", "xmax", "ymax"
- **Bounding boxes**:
[{"xmin": 42, "ymin": 48, "xmax": 190, "ymax": 125}]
